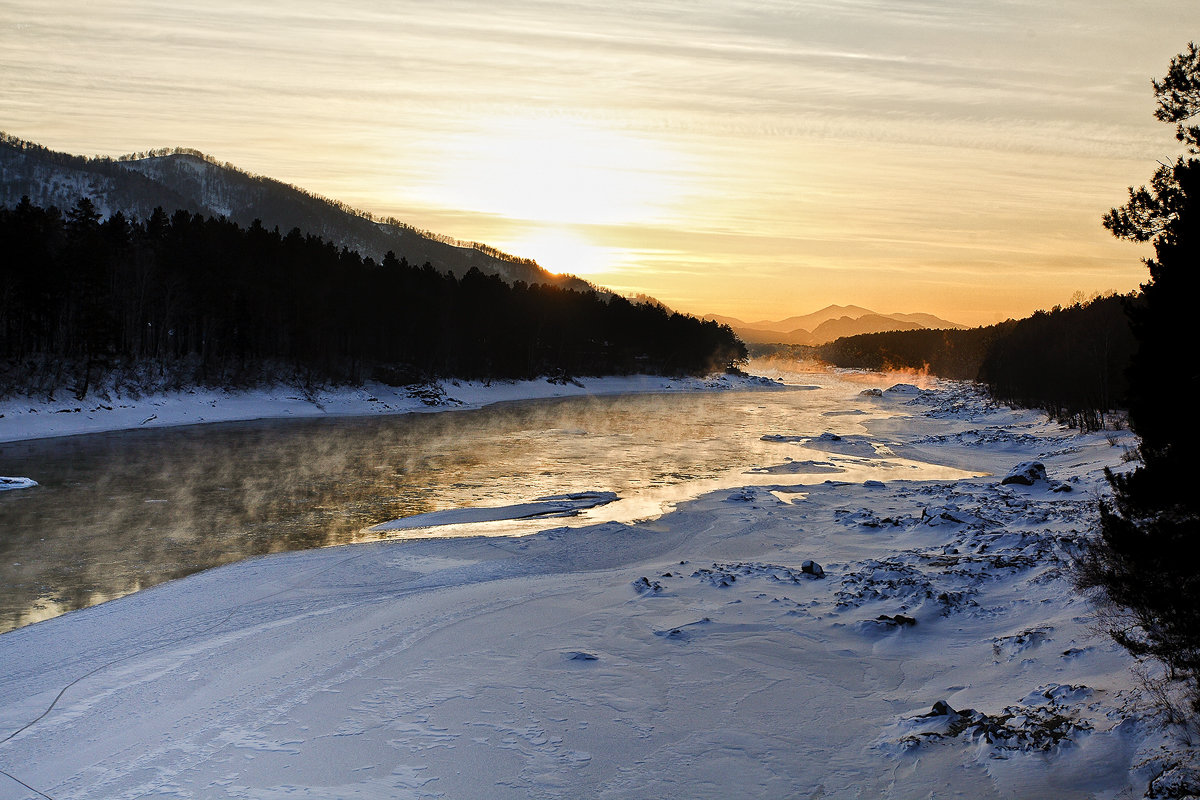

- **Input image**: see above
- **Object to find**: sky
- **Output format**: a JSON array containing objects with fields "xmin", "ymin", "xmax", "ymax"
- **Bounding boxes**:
[{"xmin": 1, "ymin": 1, "xmax": 1195, "ymax": 325}]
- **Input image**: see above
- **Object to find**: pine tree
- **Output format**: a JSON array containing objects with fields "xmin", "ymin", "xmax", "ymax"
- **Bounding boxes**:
[{"xmin": 1076, "ymin": 43, "xmax": 1200, "ymax": 719}]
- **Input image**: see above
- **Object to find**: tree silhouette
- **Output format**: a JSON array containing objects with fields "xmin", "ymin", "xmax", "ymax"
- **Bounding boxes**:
[
  {"xmin": 0, "ymin": 199, "xmax": 746, "ymax": 395},
  {"xmin": 1076, "ymin": 43, "xmax": 1200, "ymax": 720},
  {"xmin": 815, "ymin": 294, "xmax": 1134, "ymax": 431}
]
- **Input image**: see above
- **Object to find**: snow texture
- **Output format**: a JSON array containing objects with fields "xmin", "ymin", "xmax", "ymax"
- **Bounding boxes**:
[
  {"xmin": 369, "ymin": 492, "xmax": 619, "ymax": 531},
  {"xmin": 0, "ymin": 377, "xmax": 1192, "ymax": 799},
  {"xmin": 0, "ymin": 373, "xmax": 785, "ymax": 444}
]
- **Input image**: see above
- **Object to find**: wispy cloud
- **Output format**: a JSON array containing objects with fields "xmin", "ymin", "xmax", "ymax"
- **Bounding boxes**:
[{"xmin": 0, "ymin": 0, "xmax": 1186, "ymax": 323}]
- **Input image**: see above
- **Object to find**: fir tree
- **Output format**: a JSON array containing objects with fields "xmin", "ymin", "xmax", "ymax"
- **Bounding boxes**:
[{"xmin": 1076, "ymin": 43, "xmax": 1200, "ymax": 720}]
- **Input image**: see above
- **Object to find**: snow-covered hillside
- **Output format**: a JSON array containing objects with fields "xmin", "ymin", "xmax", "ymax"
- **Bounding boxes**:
[{"xmin": 0, "ymin": 135, "xmax": 593, "ymax": 290}]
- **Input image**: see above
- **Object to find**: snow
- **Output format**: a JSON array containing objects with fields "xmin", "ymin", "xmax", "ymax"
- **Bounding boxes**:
[
  {"xmin": 0, "ymin": 373, "xmax": 784, "ymax": 444},
  {"xmin": 0, "ymin": 377, "xmax": 1191, "ymax": 798},
  {"xmin": 1001, "ymin": 460, "xmax": 1049, "ymax": 485},
  {"xmin": 0, "ymin": 477, "xmax": 36, "ymax": 491},
  {"xmin": 369, "ymin": 491, "xmax": 619, "ymax": 531}
]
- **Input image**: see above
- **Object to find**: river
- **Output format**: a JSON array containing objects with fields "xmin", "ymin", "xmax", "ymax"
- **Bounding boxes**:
[{"xmin": 0, "ymin": 369, "xmax": 962, "ymax": 633}]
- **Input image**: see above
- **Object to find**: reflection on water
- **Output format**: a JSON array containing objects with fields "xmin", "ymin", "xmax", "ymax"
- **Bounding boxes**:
[{"xmin": 0, "ymin": 371, "xmax": 960, "ymax": 633}]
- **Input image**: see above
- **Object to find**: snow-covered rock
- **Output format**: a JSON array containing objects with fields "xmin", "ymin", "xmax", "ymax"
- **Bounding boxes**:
[{"xmin": 1000, "ymin": 460, "xmax": 1048, "ymax": 485}]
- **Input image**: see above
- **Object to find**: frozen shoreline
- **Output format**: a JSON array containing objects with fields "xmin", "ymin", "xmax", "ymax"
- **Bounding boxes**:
[
  {"xmin": 0, "ymin": 379, "xmax": 1193, "ymax": 798},
  {"xmin": 0, "ymin": 372, "xmax": 787, "ymax": 444}
]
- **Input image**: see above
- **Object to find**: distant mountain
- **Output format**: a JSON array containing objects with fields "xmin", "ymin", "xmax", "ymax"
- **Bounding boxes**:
[
  {"xmin": 0, "ymin": 133, "xmax": 592, "ymax": 292},
  {"xmin": 706, "ymin": 305, "xmax": 967, "ymax": 346},
  {"xmin": 886, "ymin": 311, "xmax": 967, "ymax": 329},
  {"xmin": 745, "ymin": 305, "xmax": 880, "ymax": 335}
]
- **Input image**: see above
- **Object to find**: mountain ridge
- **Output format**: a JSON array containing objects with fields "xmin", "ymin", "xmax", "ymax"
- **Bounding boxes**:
[
  {"xmin": 706, "ymin": 306, "xmax": 967, "ymax": 346},
  {"xmin": 0, "ymin": 134, "xmax": 593, "ymax": 292}
]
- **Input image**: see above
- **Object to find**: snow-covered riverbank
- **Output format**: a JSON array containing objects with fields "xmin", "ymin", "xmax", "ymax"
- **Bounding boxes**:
[
  {"xmin": 0, "ymin": 380, "xmax": 1193, "ymax": 798},
  {"xmin": 0, "ymin": 372, "xmax": 784, "ymax": 444}
]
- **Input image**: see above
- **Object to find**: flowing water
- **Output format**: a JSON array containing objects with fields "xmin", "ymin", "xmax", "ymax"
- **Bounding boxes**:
[{"xmin": 0, "ymin": 370, "xmax": 966, "ymax": 633}]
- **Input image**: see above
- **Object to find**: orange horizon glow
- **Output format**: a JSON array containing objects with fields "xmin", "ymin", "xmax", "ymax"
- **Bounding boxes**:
[{"xmin": 1, "ymin": 1, "xmax": 1184, "ymax": 327}]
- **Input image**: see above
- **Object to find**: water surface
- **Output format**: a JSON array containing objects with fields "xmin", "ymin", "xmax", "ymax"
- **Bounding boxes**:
[{"xmin": 0, "ymin": 371, "xmax": 960, "ymax": 632}]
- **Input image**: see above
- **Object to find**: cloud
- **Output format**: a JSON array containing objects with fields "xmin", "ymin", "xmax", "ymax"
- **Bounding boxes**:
[{"xmin": 0, "ymin": 0, "xmax": 1183, "ymax": 322}]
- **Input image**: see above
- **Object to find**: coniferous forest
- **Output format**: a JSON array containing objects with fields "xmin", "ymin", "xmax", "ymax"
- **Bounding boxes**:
[
  {"xmin": 0, "ymin": 196, "xmax": 747, "ymax": 396},
  {"xmin": 822, "ymin": 43, "xmax": 1200, "ymax": 716},
  {"xmin": 1076, "ymin": 44, "xmax": 1200, "ymax": 717},
  {"xmin": 815, "ymin": 292, "xmax": 1136, "ymax": 431}
]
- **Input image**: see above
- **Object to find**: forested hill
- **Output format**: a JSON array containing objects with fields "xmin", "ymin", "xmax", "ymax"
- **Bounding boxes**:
[
  {"xmin": 815, "ymin": 293, "xmax": 1136, "ymax": 430},
  {"xmin": 0, "ymin": 133, "xmax": 592, "ymax": 292},
  {"xmin": 0, "ymin": 197, "xmax": 746, "ymax": 397}
]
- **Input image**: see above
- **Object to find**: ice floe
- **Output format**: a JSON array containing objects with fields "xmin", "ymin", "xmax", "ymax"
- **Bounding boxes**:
[{"xmin": 369, "ymin": 491, "xmax": 618, "ymax": 531}]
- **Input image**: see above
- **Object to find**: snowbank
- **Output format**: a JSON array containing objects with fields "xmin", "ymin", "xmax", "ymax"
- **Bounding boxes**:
[
  {"xmin": 0, "ymin": 380, "xmax": 1190, "ymax": 798},
  {"xmin": 370, "ymin": 491, "xmax": 619, "ymax": 531},
  {"xmin": 0, "ymin": 372, "xmax": 785, "ymax": 444}
]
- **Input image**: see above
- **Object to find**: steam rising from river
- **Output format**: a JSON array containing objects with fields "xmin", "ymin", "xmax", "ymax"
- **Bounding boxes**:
[{"xmin": 0, "ymin": 368, "xmax": 973, "ymax": 632}]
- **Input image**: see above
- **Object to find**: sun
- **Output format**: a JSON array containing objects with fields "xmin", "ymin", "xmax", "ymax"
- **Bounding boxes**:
[
  {"xmin": 500, "ymin": 226, "xmax": 612, "ymax": 277},
  {"xmin": 425, "ymin": 116, "xmax": 688, "ymax": 227}
]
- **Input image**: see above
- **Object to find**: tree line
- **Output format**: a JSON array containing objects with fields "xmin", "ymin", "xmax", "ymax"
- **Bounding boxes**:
[
  {"xmin": 816, "ymin": 292, "xmax": 1136, "ymax": 431},
  {"xmin": 822, "ymin": 43, "xmax": 1200, "ymax": 722},
  {"xmin": 1077, "ymin": 43, "xmax": 1200, "ymax": 722},
  {"xmin": 112, "ymin": 142, "xmax": 542, "ymax": 268},
  {"xmin": 0, "ymin": 196, "xmax": 746, "ymax": 396},
  {"xmin": 1, "ymin": 133, "xmax": 560, "ymax": 280}
]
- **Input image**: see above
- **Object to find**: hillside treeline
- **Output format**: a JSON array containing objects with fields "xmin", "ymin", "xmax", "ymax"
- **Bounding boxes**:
[
  {"xmin": 0, "ymin": 196, "xmax": 745, "ymax": 396},
  {"xmin": 1, "ymin": 134, "xmax": 537, "ymax": 268},
  {"xmin": 817, "ymin": 293, "xmax": 1136, "ymax": 430},
  {"xmin": 0, "ymin": 133, "xmax": 596, "ymax": 295}
]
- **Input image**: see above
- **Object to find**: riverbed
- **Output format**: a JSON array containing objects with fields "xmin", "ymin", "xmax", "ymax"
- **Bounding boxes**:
[{"xmin": 0, "ymin": 369, "xmax": 963, "ymax": 632}]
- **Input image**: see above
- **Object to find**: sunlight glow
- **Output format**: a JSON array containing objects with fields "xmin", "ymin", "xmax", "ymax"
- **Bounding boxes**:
[
  {"xmin": 422, "ymin": 117, "xmax": 691, "ymax": 227},
  {"xmin": 0, "ymin": 0, "xmax": 1182, "ymax": 324},
  {"xmin": 499, "ymin": 226, "xmax": 612, "ymax": 277}
]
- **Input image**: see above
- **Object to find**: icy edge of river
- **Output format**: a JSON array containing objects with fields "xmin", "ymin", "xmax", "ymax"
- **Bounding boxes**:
[{"xmin": 0, "ymin": 372, "xmax": 789, "ymax": 444}]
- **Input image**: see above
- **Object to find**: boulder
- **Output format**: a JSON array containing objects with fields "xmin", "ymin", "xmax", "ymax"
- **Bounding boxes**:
[
  {"xmin": 1000, "ymin": 460, "xmax": 1048, "ymax": 486},
  {"xmin": 928, "ymin": 700, "xmax": 956, "ymax": 717}
]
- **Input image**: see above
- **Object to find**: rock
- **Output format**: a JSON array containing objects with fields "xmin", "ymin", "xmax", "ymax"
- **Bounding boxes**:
[
  {"xmin": 1146, "ymin": 763, "xmax": 1200, "ymax": 798},
  {"xmin": 1000, "ymin": 460, "xmax": 1048, "ymax": 486},
  {"xmin": 632, "ymin": 576, "xmax": 665, "ymax": 594},
  {"xmin": 920, "ymin": 506, "xmax": 970, "ymax": 526},
  {"xmin": 877, "ymin": 614, "xmax": 917, "ymax": 627},
  {"xmin": 859, "ymin": 388, "xmax": 883, "ymax": 397},
  {"xmin": 929, "ymin": 700, "xmax": 956, "ymax": 716},
  {"xmin": 801, "ymin": 560, "xmax": 825, "ymax": 578}
]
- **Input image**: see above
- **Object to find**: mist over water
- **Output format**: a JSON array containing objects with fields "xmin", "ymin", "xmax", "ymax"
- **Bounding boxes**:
[{"xmin": 0, "ymin": 369, "xmax": 964, "ymax": 633}]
